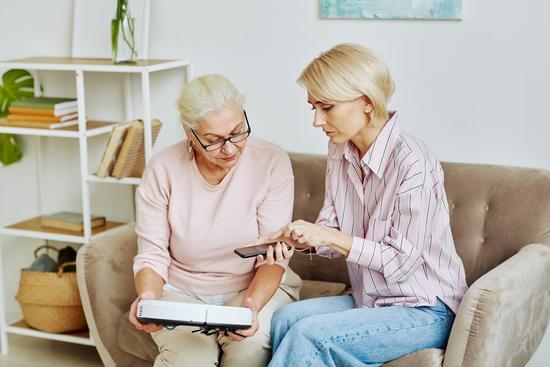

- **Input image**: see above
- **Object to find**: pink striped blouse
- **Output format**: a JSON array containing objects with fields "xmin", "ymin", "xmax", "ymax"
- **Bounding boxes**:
[{"xmin": 316, "ymin": 112, "xmax": 468, "ymax": 313}]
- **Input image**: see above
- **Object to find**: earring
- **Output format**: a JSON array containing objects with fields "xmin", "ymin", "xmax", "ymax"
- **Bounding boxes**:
[{"xmin": 188, "ymin": 140, "xmax": 194, "ymax": 161}]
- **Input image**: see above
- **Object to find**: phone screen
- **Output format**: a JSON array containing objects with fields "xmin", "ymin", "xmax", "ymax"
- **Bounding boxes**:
[{"xmin": 234, "ymin": 242, "xmax": 287, "ymax": 258}]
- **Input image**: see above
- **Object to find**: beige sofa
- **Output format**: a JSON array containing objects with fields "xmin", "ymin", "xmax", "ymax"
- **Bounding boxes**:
[{"xmin": 77, "ymin": 153, "xmax": 550, "ymax": 367}]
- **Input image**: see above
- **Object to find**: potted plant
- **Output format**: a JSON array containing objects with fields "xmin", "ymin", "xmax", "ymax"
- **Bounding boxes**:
[{"xmin": 0, "ymin": 69, "xmax": 34, "ymax": 166}]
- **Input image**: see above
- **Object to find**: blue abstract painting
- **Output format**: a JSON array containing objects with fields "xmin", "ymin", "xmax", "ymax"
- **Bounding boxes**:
[{"xmin": 320, "ymin": 0, "xmax": 461, "ymax": 20}]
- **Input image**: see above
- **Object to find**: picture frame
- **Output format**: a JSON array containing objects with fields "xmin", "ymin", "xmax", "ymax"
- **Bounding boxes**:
[{"xmin": 320, "ymin": 0, "xmax": 462, "ymax": 20}]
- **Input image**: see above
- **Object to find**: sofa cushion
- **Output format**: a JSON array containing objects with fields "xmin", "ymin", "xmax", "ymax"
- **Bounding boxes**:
[
  {"xmin": 290, "ymin": 252, "xmax": 351, "ymax": 286},
  {"xmin": 300, "ymin": 279, "xmax": 347, "ymax": 300},
  {"xmin": 383, "ymin": 348, "xmax": 444, "ymax": 367},
  {"xmin": 118, "ymin": 311, "xmax": 157, "ymax": 362}
]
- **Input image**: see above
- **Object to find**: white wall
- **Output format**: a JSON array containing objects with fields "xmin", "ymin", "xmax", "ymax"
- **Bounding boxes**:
[{"xmin": 1, "ymin": 0, "xmax": 549, "ymax": 364}]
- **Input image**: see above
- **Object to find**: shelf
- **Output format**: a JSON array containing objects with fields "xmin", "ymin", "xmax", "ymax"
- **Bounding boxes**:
[
  {"xmin": 0, "ymin": 217, "xmax": 129, "ymax": 243},
  {"xmin": 0, "ymin": 57, "xmax": 192, "ymax": 73},
  {"xmin": 5, "ymin": 320, "xmax": 94, "ymax": 346},
  {"xmin": 87, "ymin": 175, "xmax": 141, "ymax": 185},
  {"xmin": 0, "ymin": 120, "xmax": 117, "ymax": 138},
  {"xmin": 0, "ymin": 53, "xmax": 189, "ymax": 354}
]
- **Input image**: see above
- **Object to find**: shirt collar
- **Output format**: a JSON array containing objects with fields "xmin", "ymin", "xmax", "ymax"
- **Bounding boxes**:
[{"xmin": 328, "ymin": 111, "xmax": 401, "ymax": 179}]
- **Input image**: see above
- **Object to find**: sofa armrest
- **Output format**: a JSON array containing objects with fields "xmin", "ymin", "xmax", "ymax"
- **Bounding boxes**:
[
  {"xmin": 77, "ymin": 226, "xmax": 139, "ymax": 367},
  {"xmin": 443, "ymin": 244, "xmax": 550, "ymax": 367}
]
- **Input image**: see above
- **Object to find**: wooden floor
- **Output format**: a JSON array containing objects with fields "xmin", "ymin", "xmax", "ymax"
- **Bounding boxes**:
[
  {"xmin": 0, "ymin": 334, "xmax": 103, "ymax": 366},
  {"xmin": 1, "ymin": 331, "xmax": 547, "ymax": 367}
]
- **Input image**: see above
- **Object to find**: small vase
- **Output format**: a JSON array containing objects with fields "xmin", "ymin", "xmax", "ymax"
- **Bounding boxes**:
[{"xmin": 111, "ymin": 13, "xmax": 138, "ymax": 64}]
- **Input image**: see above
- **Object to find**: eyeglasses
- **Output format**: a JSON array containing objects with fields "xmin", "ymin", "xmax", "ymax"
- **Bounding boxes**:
[{"xmin": 190, "ymin": 110, "xmax": 251, "ymax": 152}]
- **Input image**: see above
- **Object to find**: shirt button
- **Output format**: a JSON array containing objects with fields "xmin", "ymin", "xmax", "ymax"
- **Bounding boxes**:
[
  {"xmin": 451, "ymin": 203, "xmax": 456, "ymax": 209},
  {"xmin": 480, "ymin": 238, "xmax": 485, "ymax": 244},
  {"xmin": 484, "ymin": 205, "xmax": 490, "ymax": 211},
  {"xmin": 305, "ymin": 192, "xmax": 311, "ymax": 198}
]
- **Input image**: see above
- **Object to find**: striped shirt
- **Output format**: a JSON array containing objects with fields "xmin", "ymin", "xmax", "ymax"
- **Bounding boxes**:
[{"xmin": 316, "ymin": 112, "xmax": 468, "ymax": 313}]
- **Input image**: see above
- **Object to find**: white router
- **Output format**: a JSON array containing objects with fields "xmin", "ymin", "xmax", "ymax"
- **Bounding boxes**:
[{"xmin": 137, "ymin": 300, "xmax": 252, "ymax": 332}]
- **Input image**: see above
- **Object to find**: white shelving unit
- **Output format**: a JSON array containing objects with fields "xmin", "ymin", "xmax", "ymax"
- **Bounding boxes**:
[{"xmin": 0, "ymin": 56, "xmax": 192, "ymax": 354}]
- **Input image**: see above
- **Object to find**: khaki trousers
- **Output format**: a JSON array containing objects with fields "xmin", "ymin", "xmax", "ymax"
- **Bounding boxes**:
[{"xmin": 152, "ymin": 272, "xmax": 300, "ymax": 367}]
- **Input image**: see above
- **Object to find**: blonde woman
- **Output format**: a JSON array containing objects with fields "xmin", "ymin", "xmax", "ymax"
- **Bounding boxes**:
[
  {"xmin": 128, "ymin": 74, "xmax": 301, "ymax": 367},
  {"xmin": 265, "ymin": 44, "xmax": 468, "ymax": 366}
]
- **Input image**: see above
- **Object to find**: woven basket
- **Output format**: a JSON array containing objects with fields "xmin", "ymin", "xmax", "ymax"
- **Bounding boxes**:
[{"xmin": 15, "ymin": 245, "xmax": 87, "ymax": 333}]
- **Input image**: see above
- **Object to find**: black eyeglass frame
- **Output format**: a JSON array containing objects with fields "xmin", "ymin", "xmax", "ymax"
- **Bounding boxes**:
[{"xmin": 190, "ymin": 110, "xmax": 251, "ymax": 152}]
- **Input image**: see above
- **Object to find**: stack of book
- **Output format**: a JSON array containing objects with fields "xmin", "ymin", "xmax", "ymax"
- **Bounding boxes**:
[
  {"xmin": 1, "ymin": 97, "xmax": 78, "ymax": 129},
  {"xmin": 96, "ymin": 119, "xmax": 162, "ymax": 179},
  {"xmin": 40, "ymin": 211, "xmax": 106, "ymax": 233}
]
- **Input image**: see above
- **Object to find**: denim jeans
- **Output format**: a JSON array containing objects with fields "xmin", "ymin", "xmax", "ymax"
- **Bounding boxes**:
[{"xmin": 269, "ymin": 295, "xmax": 455, "ymax": 367}]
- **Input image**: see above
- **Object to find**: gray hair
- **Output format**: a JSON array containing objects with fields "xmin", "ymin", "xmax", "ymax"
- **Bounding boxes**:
[{"xmin": 177, "ymin": 74, "xmax": 245, "ymax": 129}]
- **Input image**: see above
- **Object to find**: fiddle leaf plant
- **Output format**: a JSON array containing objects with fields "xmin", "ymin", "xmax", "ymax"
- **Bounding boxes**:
[{"xmin": 0, "ymin": 69, "xmax": 34, "ymax": 166}]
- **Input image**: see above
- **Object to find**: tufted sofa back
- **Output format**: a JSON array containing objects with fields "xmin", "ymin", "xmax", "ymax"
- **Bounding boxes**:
[{"xmin": 288, "ymin": 153, "xmax": 550, "ymax": 287}]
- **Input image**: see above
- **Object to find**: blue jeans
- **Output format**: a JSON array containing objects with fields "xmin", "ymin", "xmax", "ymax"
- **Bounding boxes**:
[{"xmin": 269, "ymin": 295, "xmax": 455, "ymax": 367}]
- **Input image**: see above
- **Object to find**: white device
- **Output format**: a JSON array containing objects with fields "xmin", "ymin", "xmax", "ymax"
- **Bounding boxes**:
[{"xmin": 137, "ymin": 300, "xmax": 252, "ymax": 331}]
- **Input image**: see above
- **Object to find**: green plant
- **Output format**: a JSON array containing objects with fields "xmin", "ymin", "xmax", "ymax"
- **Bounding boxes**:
[
  {"xmin": 0, "ymin": 69, "xmax": 34, "ymax": 166},
  {"xmin": 111, "ymin": 0, "xmax": 138, "ymax": 64}
]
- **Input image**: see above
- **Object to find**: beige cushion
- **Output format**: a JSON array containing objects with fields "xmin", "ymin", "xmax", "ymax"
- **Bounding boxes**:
[
  {"xmin": 300, "ymin": 279, "xmax": 347, "ymax": 300},
  {"xmin": 443, "ymin": 244, "xmax": 550, "ymax": 367},
  {"xmin": 118, "ymin": 311, "xmax": 157, "ymax": 363},
  {"xmin": 383, "ymin": 348, "xmax": 444, "ymax": 367}
]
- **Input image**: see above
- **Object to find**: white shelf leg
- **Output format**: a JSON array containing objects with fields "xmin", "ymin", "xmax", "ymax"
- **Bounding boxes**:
[
  {"xmin": 75, "ymin": 69, "xmax": 92, "ymax": 240},
  {"xmin": 0, "ymin": 237, "xmax": 8, "ymax": 354},
  {"xmin": 34, "ymin": 71, "xmax": 45, "ymax": 217},
  {"xmin": 35, "ymin": 136, "xmax": 44, "ymax": 216},
  {"xmin": 124, "ymin": 74, "xmax": 133, "ymax": 121},
  {"xmin": 141, "ymin": 71, "xmax": 152, "ymax": 162},
  {"xmin": 33, "ymin": 70, "xmax": 42, "ymax": 97},
  {"xmin": 126, "ymin": 73, "xmax": 136, "ymax": 223}
]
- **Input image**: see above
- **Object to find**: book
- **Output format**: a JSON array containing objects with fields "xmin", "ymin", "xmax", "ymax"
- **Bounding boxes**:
[
  {"xmin": 137, "ymin": 300, "xmax": 252, "ymax": 330},
  {"xmin": 95, "ymin": 120, "xmax": 136, "ymax": 177},
  {"xmin": 8, "ymin": 105, "xmax": 78, "ymax": 117},
  {"xmin": 0, "ymin": 119, "xmax": 78, "ymax": 129},
  {"xmin": 11, "ymin": 97, "xmax": 77, "ymax": 111},
  {"xmin": 112, "ymin": 119, "xmax": 162, "ymax": 178},
  {"xmin": 7, "ymin": 113, "xmax": 78, "ymax": 123},
  {"xmin": 40, "ymin": 211, "xmax": 106, "ymax": 233}
]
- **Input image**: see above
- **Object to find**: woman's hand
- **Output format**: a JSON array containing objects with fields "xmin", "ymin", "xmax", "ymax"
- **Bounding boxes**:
[
  {"xmin": 272, "ymin": 220, "xmax": 336, "ymax": 248},
  {"xmin": 225, "ymin": 297, "xmax": 259, "ymax": 341},
  {"xmin": 128, "ymin": 290, "xmax": 163, "ymax": 333},
  {"xmin": 255, "ymin": 241, "xmax": 294, "ymax": 266}
]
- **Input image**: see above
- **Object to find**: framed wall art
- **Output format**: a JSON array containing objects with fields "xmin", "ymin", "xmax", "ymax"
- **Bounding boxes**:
[{"xmin": 320, "ymin": 0, "xmax": 462, "ymax": 20}]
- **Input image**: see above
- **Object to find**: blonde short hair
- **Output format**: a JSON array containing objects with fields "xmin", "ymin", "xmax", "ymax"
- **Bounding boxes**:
[
  {"xmin": 177, "ymin": 74, "xmax": 245, "ymax": 129},
  {"xmin": 298, "ymin": 43, "xmax": 395, "ymax": 123}
]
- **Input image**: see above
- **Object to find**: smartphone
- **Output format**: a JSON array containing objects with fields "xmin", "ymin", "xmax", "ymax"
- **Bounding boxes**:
[{"xmin": 234, "ymin": 242, "xmax": 291, "ymax": 258}]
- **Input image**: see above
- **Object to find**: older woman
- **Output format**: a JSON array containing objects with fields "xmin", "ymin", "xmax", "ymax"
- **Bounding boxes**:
[
  {"xmin": 264, "ymin": 44, "xmax": 469, "ymax": 366},
  {"xmin": 128, "ymin": 74, "xmax": 301, "ymax": 367}
]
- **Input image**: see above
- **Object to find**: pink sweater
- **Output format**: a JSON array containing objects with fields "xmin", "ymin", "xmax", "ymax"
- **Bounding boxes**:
[{"xmin": 133, "ymin": 137, "xmax": 294, "ymax": 295}]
